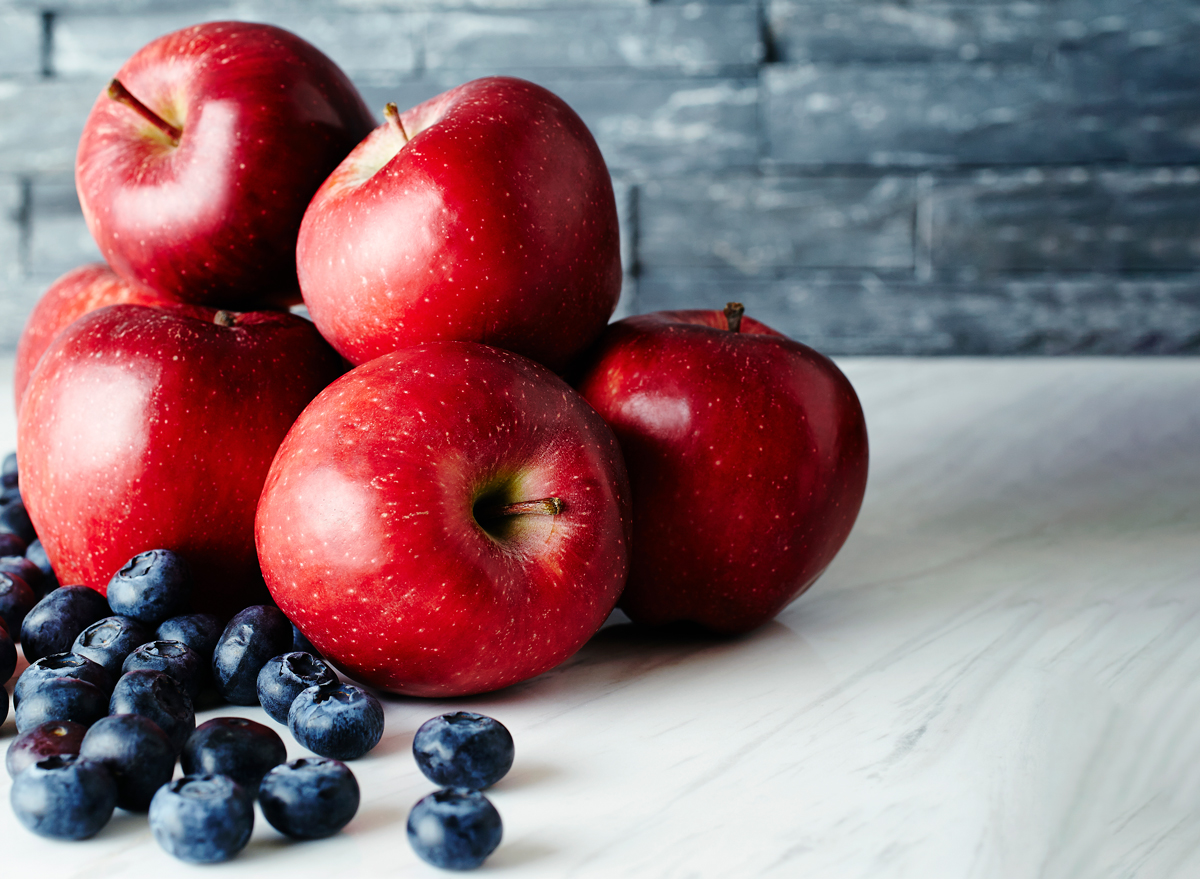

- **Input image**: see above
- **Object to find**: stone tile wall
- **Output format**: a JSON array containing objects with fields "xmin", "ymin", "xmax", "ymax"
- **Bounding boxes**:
[{"xmin": 0, "ymin": 0, "xmax": 1196, "ymax": 353}]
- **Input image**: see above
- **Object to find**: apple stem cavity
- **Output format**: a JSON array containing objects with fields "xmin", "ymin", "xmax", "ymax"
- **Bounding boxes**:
[
  {"xmin": 724, "ymin": 302, "xmax": 745, "ymax": 333},
  {"xmin": 384, "ymin": 102, "xmax": 410, "ymax": 143},
  {"xmin": 493, "ymin": 497, "xmax": 565, "ymax": 518},
  {"xmin": 213, "ymin": 310, "xmax": 238, "ymax": 327},
  {"xmin": 107, "ymin": 79, "xmax": 182, "ymax": 146}
]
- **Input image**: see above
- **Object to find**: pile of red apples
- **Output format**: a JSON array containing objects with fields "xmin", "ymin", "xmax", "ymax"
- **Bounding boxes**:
[{"xmin": 14, "ymin": 22, "xmax": 868, "ymax": 699}]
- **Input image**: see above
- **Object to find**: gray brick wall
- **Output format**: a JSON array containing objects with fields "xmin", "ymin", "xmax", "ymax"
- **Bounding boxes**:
[{"xmin": 0, "ymin": 0, "xmax": 1197, "ymax": 354}]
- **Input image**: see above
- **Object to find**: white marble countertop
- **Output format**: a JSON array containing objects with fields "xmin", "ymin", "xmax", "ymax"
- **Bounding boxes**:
[{"xmin": 2, "ymin": 355, "xmax": 1199, "ymax": 878}]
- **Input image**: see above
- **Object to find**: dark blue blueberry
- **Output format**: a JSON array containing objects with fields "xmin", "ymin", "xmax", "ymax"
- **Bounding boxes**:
[
  {"xmin": 0, "ymin": 556, "xmax": 45, "ymax": 597},
  {"xmin": 289, "ymin": 682, "xmax": 385, "ymax": 761},
  {"xmin": 72, "ymin": 615, "xmax": 151, "ymax": 676},
  {"xmin": 212, "ymin": 605, "xmax": 292, "ymax": 705},
  {"xmin": 24, "ymin": 539, "xmax": 59, "ymax": 595},
  {"xmin": 14, "ymin": 652, "xmax": 112, "ymax": 707},
  {"xmin": 413, "ymin": 712, "xmax": 515, "ymax": 791},
  {"xmin": 257, "ymin": 651, "xmax": 337, "ymax": 724},
  {"xmin": 259, "ymin": 757, "xmax": 359, "ymax": 840},
  {"xmin": 407, "ymin": 788, "xmax": 503, "ymax": 870},
  {"xmin": 150, "ymin": 774, "xmax": 254, "ymax": 863},
  {"xmin": 123, "ymin": 640, "xmax": 203, "ymax": 699},
  {"xmin": 10, "ymin": 754, "xmax": 118, "ymax": 840},
  {"xmin": 0, "ymin": 533, "xmax": 28, "ymax": 559},
  {"xmin": 156, "ymin": 612, "xmax": 224, "ymax": 659},
  {"xmin": 80, "ymin": 714, "xmax": 176, "ymax": 811},
  {"xmin": 6, "ymin": 721, "xmax": 87, "ymax": 778},
  {"xmin": 109, "ymin": 669, "xmax": 195, "ymax": 754},
  {"xmin": 0, "ymin": 484, "xmax": 19, "ymax": 506},
  {"xmin": 106, "ymin": 550, "xmax": 192, "ymax": 625},
  {"xmin": 181, "ymin": 717, "xmax": 287, "ymax": 792},
  {"xmin": 1, "ymin": 684, "xmax": 7, "ymax": 727},
  {"xmin": 1, "ymin": 451, "xmax": 17, "ymax": 488},
  {"xmin": 14, "ymin": 675, "xmax": 108, "ymax": 733},
  {"xmin": 291, "ymin": 623, "xmax": 319, "ymax": 655},
  {"xmin": 0, "ymin": 571, "xmax": 36, "ymax": 635},
  {"xmin": 1, "ymin": 623, "xmax": 15, "ymax": 685},
  {"xmin": 20, "ymin": 585, "xmax": 111, "ymax": 663},
  {"xmin": 0, "ymin": 495, "xmax": 35, "ymax": 545}
]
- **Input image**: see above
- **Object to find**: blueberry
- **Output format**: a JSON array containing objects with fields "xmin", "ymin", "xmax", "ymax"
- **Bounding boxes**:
[
  {"xmin": 6, "ymin": 721, "xmax": 88, "ymax": 778},
  {"xmin": 0, "ymin": 531, "xmax": 26, "ymax": 558},
  {"xmin": 291, "ymin": 623, "xmax": 320, "ymax": 655},
  {"xmin": 1, "ymin": 451, "xmax": 17, "ymax": 489},
  {"xmin": 212, "ymin": 605, "xmax": 292, "ymax": 705},
  {"xmin": 0, "ymin": 570, "xmax": 36, "ymax": 635},
  {"xmin": 10, "ymin": 754, "xmax": 118, "ymax": 840},
  {"xmin": 407, "ymin": 788, "xmax": 503, "ymax": 870},
  {"xmin": 1, "ymin": 685, "xmax": 8, "ymax": 727},
  {"xmin": 289, "ymin": 682, "xmax": 385, "ymax": 761},
  {"xmin": 72, "ymin": 615, "xmax": 152, "ymax": 676},
  {"xmin": 14, "ymin": 676, "xmax": 108, "ymax": 733},
  {"xmin": 0, "ymin": 556, "xmax": 45, "ymax": 597},
  {"xmin": 123, "ymin": 640, "xmax": 203, "ymax": 699},
  {"xmin": 80, "ymin": 714, "xmax": 176, "ymax": 811},
  {"xmin": 156, "ymin": 612, "xmax": 224, "ymax": 659},
  {"xmin": 14, "ymin": 652, "xmax": 112, "ymax": 707},
  {"xmin": 24, "ymin": 539, "xmax": 59, "ymax": 595},
  {"xmin": 181, "ymin": 717, "xmax": 286, "ymax": 791},
  {"xmin": 106, "ymin": 549, "xmax": 192, "ymax": 625},
  {"xmin": 257, "ymin": 651, "xmax": 337, "ymax": 724},
  {"xmin": 109, "ymin": 669, "xmax": 195, "ymax": 754},
  {"xmin": 149, "ymin": 774, "xmax": 254, "ymax": 863},
  {"xmin": 0, "ymin": 495, "xmax": 35, "ymax": 545},
  {"xmin": 20, "ymin": 585, "xmax": 111, "ymax": 663},
  {"xmin": 1, "ymin": 624, "xmax": 15, "ymax": 685},
  {"xmin": 259, "ymin": 757, "xmax": 360, "ymax": 840},
  {"xmin": 413, "ymin": 712, "xmax": 515, "ymax": 790}
]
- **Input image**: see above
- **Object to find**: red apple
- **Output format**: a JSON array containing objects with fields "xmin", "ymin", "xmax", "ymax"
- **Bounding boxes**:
[
  {"xmin": 13, "ymin": 263, "xmax": 174, "ymax": 412},
  {"xmin": 17, "ymin": 303, "xmax": 345, "ymax": 617},
  {"xmin": 574, "ymin": 304, "xmax": 869, "ymax": 633},
  {"xmin": 296, "ymin": 77, "xmax": 622, "ymax": 373},
  {"xmin": 255, "ymin": 341, "xmax": 632, "ymax": 697},
  {"xmin": 75, "ymin": 21, "xmax": 375, "ymax": 306}
]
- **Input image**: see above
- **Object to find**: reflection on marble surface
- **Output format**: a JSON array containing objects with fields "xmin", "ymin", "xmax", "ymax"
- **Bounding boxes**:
[{"xmin": 2, "ymin": 357, "xmax": 1199, "ymax": 877}]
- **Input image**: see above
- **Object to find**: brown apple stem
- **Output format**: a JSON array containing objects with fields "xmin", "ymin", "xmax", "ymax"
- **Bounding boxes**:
[
  {"xmin": 213, "ymin": 310, "xmax": 238, "ymax": 327},
  {"xmin": 383, "ymin": 102, "xmax": 410, "ymax": 143},
  {"xmin": 107, "ymin": 79, "xmax": 182, "ymax": 145},
  {"xmin": 482, "ymin": 497, "xmax": 565, "ymax": 518},
  {"xmin": 724, "ymin": 302, "xmax": 745, "ymax": 333}
]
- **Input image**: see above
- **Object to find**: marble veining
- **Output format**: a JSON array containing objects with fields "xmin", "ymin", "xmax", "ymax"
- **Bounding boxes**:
[{"xmin": 2, "ymin": 357, "xmax": 1198, "ymax": 878}]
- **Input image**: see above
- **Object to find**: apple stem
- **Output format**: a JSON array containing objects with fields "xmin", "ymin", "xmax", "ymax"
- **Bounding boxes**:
[
  {"xmin": 724, "ymin": 302, "xmax": 745, "ymax": 333},
  {"xmin": 383, "ymin": 102, "xmax": 410, "ymax": 143},
  {"xmin": 483, "ymin": 497, "xmax": 565, "ymax": 518},
  {"xmin": 107, "ymin": 79, "xmax": 182, "ymax": 145}
]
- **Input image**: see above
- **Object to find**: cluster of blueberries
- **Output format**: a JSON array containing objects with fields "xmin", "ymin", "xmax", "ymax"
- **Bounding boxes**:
[{"xmin": 2, "ymin": 451, "xmax": 515, "ymax": 870}]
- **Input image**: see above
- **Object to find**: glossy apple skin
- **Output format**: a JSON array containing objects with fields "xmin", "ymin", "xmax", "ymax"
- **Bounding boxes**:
[
  {"xmin": 575, "ymin": 310, "xmax": 869, "ymax": 633},
  {"xmin": 297, "ymin": 77, "xmax": 622, "ymax": 373},
  {"xmin": 75, "ymin": 22, "xmax": 375, "ymax": 306},
  {"xmin": 17, "ymin": 304, "xmax": 345, "ymax": 617},
  {"xmin": 13, "ymin": 264, "xmax": 175, "ymax": 413},
  {"xmin": 256, "ymin": 341, "xmax": 632, "ymax": 697}
]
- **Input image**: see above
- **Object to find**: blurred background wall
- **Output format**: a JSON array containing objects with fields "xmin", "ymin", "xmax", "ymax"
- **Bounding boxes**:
[{"xmin": 0, "ymin": 0, "xmax": 1197, "ymax": 354}]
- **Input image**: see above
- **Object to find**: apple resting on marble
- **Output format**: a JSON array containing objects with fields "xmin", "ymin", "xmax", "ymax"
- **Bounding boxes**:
[
  {"xmin": 75, "ymin": 21, "xmax": 375, "ymax": 307},
  {"xmin": 13, "ymin": 263, "xmax": 173, "ymax": 412},
  {"xmin": 17, "ymin": 303, "xmax": 345, "ymax": 617},
  {"xmin": 296, "ymin": 77, "xmax": 622, "ymax": 373},
  {"xmin": 575, "ymin": 304, "xmax": 869, "ymax": 633},
  {"xmin": 256, "ymin": 341, "xmax": 632, "ymax": 697}
]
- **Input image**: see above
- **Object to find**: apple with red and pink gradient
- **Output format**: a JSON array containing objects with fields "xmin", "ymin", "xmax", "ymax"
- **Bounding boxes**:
[
  {"xmin": 256, "ymin": 341, "xmax": 631, "ymax": 697},
  {"xmin": 75, "ymin": 21, "xmax": 375, "ymax": 307},
  {"xmin": 13, "ymin": 263, "xmax": 174, "ymax": 412},
  {"xmin": 17, "ymin": 303, "xmax": 345, "ymax": 617},
  {"xmin": 575, "ymin": 304, "xmax": 869, "ymax": 634},
  {"xmin": 297, "ymin": 76, "xmax": 622, "ymax": 373}
]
